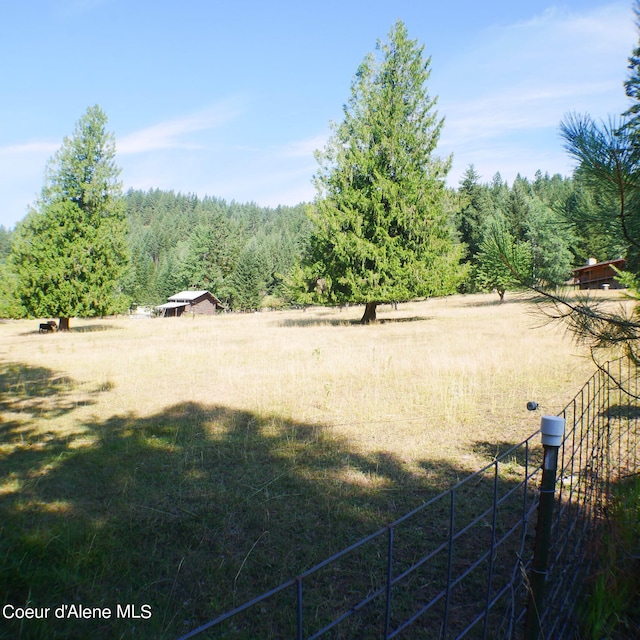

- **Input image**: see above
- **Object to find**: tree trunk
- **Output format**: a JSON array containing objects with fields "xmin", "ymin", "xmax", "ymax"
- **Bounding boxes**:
[
  {"xmin": 58, "ymin": 317, "xmax": 70, "ymax": 331},
  {"xmin": 360, "ymin": 302, "xmax": 378, "ymax": 324}
]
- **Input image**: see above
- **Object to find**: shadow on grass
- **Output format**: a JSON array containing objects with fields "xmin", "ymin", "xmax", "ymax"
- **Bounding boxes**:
[
  {"xmin": 19, "ymin": 322, "xmax": 117, "ymax": 336},
  {"xmin": 0, "ymin": 363, "xmax": 76, "ymax": 403},
  {"xmin": 472, "ymin": 439, "xmax": 544, "ymax": 468},
  {"xmin": 68, "ymin": 323, "xmax": 119, "ymax": 333},
  {"xmin": 462, "ymin": 294, "xmax": 538, "ymax": 308},
  {"xmin": 0, "ymin": 363, "xmax": 538, "ymax": 640},
  {"xmin": 604, "ymin": 403, "xmax": 640, "ymax": 419},
  {"xmin": 277, "ymin": 317, "xmax": 360, "ymax": 327},
  {"xmin": 277, "ymin": 316, "xmax": 432, "ymax": 328},
  {"xmin": 0, "ymin": 362, "xmax": 108, "ymax": 424}
]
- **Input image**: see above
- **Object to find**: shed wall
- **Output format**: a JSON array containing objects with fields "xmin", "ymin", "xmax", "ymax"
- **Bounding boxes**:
[{"xmin": 189, "ymin": 298, "xmax": 218, "ymax": 315}]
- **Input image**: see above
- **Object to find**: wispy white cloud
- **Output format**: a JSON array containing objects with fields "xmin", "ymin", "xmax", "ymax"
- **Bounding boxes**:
[
  {"xmin": 117, "ymin": 101, "xmax": 245, "ymax": 155},
  {"xmin": 0, "ymin": 141, "xmax": 59, "ymax": 156},
  {"xmin": 119, "ymin": 130, "xmax": 320, "ymax": 208},
  {"xmin": 436, "ymin": 1, "xmax": 635, "ymax": 184},
  {"xmin": 440, "ymin": 80, "xmax": 620, "ymax": 147},
  {"xmin": 510, "ymin": 3, "xmax": 630, "ymax": 50},
  {"xmin": 275, "ymin": 133, "xmax": 328, "ymax": 159}
]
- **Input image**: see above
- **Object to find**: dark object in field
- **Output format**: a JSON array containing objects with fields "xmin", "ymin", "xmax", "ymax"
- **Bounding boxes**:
[{"xmin": 39, "ymin": 321, "xmax": 58, "ymax": 333}]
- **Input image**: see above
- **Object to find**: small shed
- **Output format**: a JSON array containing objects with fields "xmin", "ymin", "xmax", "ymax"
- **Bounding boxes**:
[
  {"xmin": 157, "ymin": 290, "xmax": 224, "ymax": 317},
  {"xmin": 572, "ymin": 258, "xmax": 626, "ymax": 290}
]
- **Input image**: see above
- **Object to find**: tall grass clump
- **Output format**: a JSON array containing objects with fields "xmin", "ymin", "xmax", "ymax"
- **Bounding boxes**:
[{"xmin": 578, "ymin": 473, "xmax": 640, "ymax": 639}]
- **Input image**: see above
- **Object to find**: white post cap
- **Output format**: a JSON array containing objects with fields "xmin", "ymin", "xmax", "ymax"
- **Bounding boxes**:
[{"xmin": 540, "ymin": 415, "xmax": 565, "ymax": 447}]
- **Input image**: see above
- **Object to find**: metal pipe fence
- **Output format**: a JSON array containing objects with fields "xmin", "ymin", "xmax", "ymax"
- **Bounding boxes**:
[{"xmin": 177, "ymin": 359, "xmax": 639, "ymax": 639}]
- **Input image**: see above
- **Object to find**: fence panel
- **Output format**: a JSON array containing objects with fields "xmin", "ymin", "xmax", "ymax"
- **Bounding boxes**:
[
  {"xmin": 177, "ymin": 359, "xmax": 639, "ymax": 640},
  {"xmin": 535, "ymin": 359, "xmax": 640, "ymax": 638}
]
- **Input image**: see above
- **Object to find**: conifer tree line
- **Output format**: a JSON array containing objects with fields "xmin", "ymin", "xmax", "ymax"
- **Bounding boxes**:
[
  {"xmin": 0, "ymin": 166, "xmax": 611, "ymax": 316},
  {"xmin": 119, "ymin": 167, "xmax": 602, "ymax": 310}
]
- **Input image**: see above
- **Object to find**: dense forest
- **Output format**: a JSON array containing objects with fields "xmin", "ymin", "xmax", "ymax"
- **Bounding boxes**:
[
  {"xmin": 121, "ymin": 168, "xmax": 628, "ymax": 307},
  {"xmin": 0, "ymin": 166, "xmax": 619, "ymax": 316},
  {"xmin": 453, "ymin": 167, "xmax": 624, "ymax": 299},
  {"xmin": 121, "ymin": 190, "xmax": 312, "ymax": 309}
]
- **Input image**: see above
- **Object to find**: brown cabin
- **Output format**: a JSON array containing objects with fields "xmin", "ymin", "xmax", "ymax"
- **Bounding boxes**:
[
  {"xmin": 157, "ymin": 290, "xmax": 224, "ymax": 317},
  {"xmin": 572, "ymin": 258, "xmax": 626, "ymax": 290}
]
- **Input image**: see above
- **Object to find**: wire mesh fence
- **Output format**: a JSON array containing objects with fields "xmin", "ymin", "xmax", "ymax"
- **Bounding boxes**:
[
  {"xmin": 535, "ymin": 358, "xmax": 640, "ymax": 639},
  {"xmin": 177, "ymin": 359, "xmax": 639, "ymax": 640}
]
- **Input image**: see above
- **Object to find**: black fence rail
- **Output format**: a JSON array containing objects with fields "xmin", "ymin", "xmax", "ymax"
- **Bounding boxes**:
[{"xmin": 177, "ymin": 359, "xmax": 639, "ymax": 640}]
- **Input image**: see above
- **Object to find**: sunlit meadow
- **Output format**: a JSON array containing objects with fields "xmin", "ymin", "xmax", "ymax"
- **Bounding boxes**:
[{"xmin": 0, "ymin": 291, "xmax": 621, "ymax": 638}]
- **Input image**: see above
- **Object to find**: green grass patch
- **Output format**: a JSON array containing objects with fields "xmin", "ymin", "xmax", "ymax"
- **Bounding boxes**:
[{"xmin": 578, "ymin": 473, "xmax": 640, "ymax": 640}]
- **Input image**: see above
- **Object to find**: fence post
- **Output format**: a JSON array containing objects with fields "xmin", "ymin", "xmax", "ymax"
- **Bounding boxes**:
[{"xmin": 524, "ymin": 415, "xmax": 565, "ymax": 640}]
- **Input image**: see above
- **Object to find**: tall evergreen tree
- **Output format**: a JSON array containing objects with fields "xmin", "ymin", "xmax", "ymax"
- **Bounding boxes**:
[
  {"xmin": 229, "ymin": 243, "xmax": 268, "ymax": 311},
  {"xmin": 454, "ymin": 165, "xmax": 497, "ymax": 291},
  {"xmin": 9, "ymin": 106, "xmax": 128, "ymax": 330},
  {"xmin": 180, "ymin": 224, "xmax": 226, "ymax": 292},
  {"xmin": 456, "ymin": 164, "xmax": 486, "ymax": 261},
  {"xmin": 294, "ymin": 21, "xmax": 464, "ymax": 323},
  {"xmin": 179, "ymin": 217, "xmax": 243, "ymax": 301},
  {"xmin": 475, "ymin": 215, "xmax": 532, "ymax": 302},
  {"xmin": 522, "ymin": 199, "xmax": 574, "ymax": 286},
  {"xmin": 155, "ymin": 250, "xmax": 187, "ymax": 303}
]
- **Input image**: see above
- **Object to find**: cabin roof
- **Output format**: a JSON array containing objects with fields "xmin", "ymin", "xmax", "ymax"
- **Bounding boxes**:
[
  {"xmin": 572, "ymin": 258, "xmax": 625, "ymax": 274},
  {"xmin": 168, "ymin": 290, "xmax": 211, "ymax": 301}
]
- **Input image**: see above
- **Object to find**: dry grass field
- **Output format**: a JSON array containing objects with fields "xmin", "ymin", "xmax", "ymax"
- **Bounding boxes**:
[{"xmin": 0, "ymin": 291, "xmax": 624, "ymax": 638}]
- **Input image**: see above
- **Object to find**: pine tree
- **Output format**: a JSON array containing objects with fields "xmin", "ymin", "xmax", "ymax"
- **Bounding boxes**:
[
  {"xmin": 456, "ymin": 165, "xmax": 485, "ymax": 261},
  {"xmin": 295, "ymin": 21, "xmax": 464, "ymax": 323},
  {"xmin": 9, "ymin": 106, "xmax": 128, "ymax": 330},
  {"xmin": 454, "ymin": 165, "xmax": 496, "ymax": 276},
  {"xmin": 475, "ymin": 215, "xmax": 532, "ymax": 302},
  {"xmin": 229, "ymin": 244, "xmax": 267, "ymax": 311},
  {"xmin": 522, "ymin": 199, "xmax": 574, "ymax": 287}
]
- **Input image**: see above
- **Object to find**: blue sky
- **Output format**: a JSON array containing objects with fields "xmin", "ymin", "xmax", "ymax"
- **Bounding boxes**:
[{"xmin": 0, "ymin": 0, "xmax": 636, "ymax": 229}]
